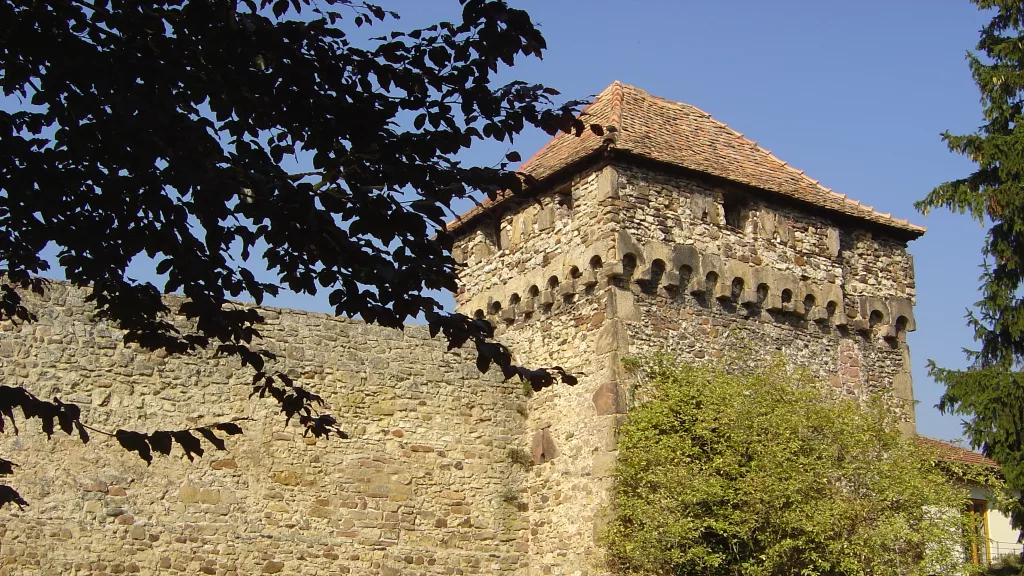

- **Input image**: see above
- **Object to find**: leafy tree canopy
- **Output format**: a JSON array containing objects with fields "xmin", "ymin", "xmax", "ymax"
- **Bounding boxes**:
[
  {"xmin": 916, "ymin": 0, "xmax": 1024, "ymax": 531},
  {"xmin": 604, "ymin": 355, "xmax": 971, "ymax": 576},
  {"xmin": 0, "ymin": 0, "xmax": 591, "ymax": 507}
]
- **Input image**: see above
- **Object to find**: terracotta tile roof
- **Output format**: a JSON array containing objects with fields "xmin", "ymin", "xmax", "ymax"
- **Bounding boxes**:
[
  {"xmin": 446, "ymin": 81, "xmax": 925, "ymax": 237},
  {"xmin": 918, "ymin": 436, "xmax": 999, "ymax": 468},
  {"xmin": 443, "ymin": 83, "xmax": 619, "ymax": 231}
]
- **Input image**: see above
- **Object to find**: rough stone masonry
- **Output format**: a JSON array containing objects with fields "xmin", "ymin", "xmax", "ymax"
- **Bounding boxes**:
[{"xmin": 0, "ymin": 82, "xmax": 924, "ymax": 576}]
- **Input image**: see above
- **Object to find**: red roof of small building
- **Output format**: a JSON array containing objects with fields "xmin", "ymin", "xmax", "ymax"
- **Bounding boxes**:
[
  {"xmin": 447, "ymin": 81, "xmax": 925, "ymax": 237},
  {"xmin": 918, "ymin": 436, "xmax": 999, "ymax": 468}
]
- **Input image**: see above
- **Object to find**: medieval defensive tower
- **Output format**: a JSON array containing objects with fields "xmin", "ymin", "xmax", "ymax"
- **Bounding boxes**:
[
  {"xmin": 0, "ymin": 82, "xmax": 923, "ymax": 576},
  {"xmin": 446, "ymin": 81, "xmax": 923, "ymax": 572}
]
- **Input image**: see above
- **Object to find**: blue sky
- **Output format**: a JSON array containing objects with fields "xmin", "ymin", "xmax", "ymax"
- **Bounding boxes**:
[
  {"xmin": 368, "ymin": 0, "xmax": 992, "ymax": 442},
  {"xmin": 11, "ymin": 1, "xmax": 994, "ymax": 442}
]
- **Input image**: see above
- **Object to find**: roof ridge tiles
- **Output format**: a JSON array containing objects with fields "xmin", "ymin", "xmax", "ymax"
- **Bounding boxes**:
[
  {"xmin": 679, "ymin": 101, "xmax": 714, "ymax": 120},
  {"xmin": 608, "ymin": 81, "xmax": 625, "ymax": 134}
]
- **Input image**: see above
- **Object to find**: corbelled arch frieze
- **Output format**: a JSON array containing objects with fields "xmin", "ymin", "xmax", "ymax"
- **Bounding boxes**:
[{"xmin": 462, "ymin": 234, "xmax": 916, "ymax": 344}]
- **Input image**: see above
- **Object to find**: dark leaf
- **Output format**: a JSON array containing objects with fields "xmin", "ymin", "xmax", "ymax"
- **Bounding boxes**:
[
  {"xmin": 148, "ymin": 431, "xmax": 173, "ymax": 455},
  {"xmin": 215, "ymin": 422, "xmax": 244, "ymax": 435},
  {"xmin": 0, "ymin": 458, "xmax": 16, "ymax": 476},
  {"xmin": 115, "ymin": 430, "xmax": 153, "ymax": 464},
  {"xmin": 197, "ymin": 427, "xmax": 227, "ymax": 451},
  {"xmin": 0, "ymin": 485, "xmax": 29, "ymax": 510},
  {"xmin": 476, "ymin": 352, "xmax": 491, "ymax": 374},
  {"xmin": 171, "ymin": 431, "xmax": 204, "ymax": 462}
]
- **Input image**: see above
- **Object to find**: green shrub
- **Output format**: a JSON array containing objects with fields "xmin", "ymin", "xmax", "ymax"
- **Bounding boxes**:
[
  {"xmin": 983, "ymin": 553, "xmax": 1024, "ymax": 576},
  {"xmin": 506, "ymin": 447, "xmax": 532, "ymax": 469},
  {"xmin": 604, "ymin": 354, "xmax": 971, "ymax": 576},
  {"xmin": 498, "ymin": 487, "xmax": 523, "ymax": 506}
]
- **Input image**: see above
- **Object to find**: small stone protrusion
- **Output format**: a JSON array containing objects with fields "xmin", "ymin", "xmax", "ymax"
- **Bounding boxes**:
[
  {"xmin": 531, "ymin": 428, "xmax": 558, "ymax": 465},
  {"xmin": 262, "ymin": 560, "xmax": 285, "ymax": 574},
  {"xmin": 519, "ymin": 297, "xmax": 536, "ymax": 314},
  {"xmin": 593, "ymin": 381, "xmax": 627, "ymax": 415},
  {"xmin": 792, "ymin": 301, "xmax": 807, "ymax": 317},
  {"xmin": 603, "ymin": 261, "xmax": 625, "ymax": 279},
  {"xmin": 739, "ymin": 289, "xmax": 758, "ymax": 307},
  {"xmin": 662, "ymin": 270, "xmax": 681, "ymax": 289},
  {"xmin": 539, "ymin": 291, "xmax": 555, "ymax": 307},
  {"xmin": 499, "ymin": 307, "xmax": 516, "ymax": 323},
  {"xmin": 713, "ymin": 280, "xmax": 733, "ymax": 301}
]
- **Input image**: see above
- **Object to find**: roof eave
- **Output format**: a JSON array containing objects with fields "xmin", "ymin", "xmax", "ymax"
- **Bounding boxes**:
[
  {"xmin": 608, "ymin": 152, "xmax": 926, "ymax": 240},
  {"xmin": 445, "ymin": 149, "xmax": 611, "ymax": 237},
  {"xmin": 445, "ymin": 152, "xmax": 926, "ymax": 240}
]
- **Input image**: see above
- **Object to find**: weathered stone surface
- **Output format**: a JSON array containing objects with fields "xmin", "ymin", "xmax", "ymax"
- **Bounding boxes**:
[
  {"xmin": 0, "ymin": 284, "xmax": 525, "ymax": 576},
  {"xmin": 591, "ymin": 450, "xmax": 618, "ymax": 478},
  {"xmin": 211, "ymin": 458, "xmax": 237, "ymax": 470},
  {"xmin": 179, "ymin": 485, "xmax": 200, "ymax": 503},
  {"xmin": 592, "ymin": 380, "xmax": 626, "ymax": 415},
  {"xmin": 2, "ymin": 159, "xmax": 919, "ymax": 576},
  {"xmin": 262, "ymin": 560, "xmax": 285, "ymax": 573},
  {"xmin": 451, "ymin": 162, "xmax": 918, "ymax": 574},
  {"xmin": 530, "ymin": 428, "xmax": 558, "ymax": 465}
]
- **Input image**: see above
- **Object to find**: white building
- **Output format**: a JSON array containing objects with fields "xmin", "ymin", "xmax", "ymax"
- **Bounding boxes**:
[{"xmin": 920, "ymin": 436, "xmax": 1022, "ymax": 564}]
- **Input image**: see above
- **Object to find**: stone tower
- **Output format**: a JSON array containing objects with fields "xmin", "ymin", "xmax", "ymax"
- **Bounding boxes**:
[{"xmin": 448, "ymin": 81, "xmax": 924, "ymax": 574}]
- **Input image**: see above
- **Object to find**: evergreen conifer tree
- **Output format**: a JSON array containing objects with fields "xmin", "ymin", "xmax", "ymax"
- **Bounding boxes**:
[{"xmin": 917, "ymin": 0, "xmax": 1024, "ymax": 530}]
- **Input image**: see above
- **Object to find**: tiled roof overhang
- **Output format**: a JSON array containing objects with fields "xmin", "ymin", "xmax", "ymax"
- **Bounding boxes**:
[{"xmin": 446, "ymin": 82, "xmax": 925, "ymax": 239}]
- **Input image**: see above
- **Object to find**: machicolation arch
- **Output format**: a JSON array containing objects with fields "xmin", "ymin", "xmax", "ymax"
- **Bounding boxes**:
[{"xmin": 469, "ymin": 238, "xmax": 916, "ymax": 343}]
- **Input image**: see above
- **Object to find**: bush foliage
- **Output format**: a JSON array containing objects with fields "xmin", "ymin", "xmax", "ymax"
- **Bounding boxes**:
[{"xmin": 604, "ymin": 355, "xmax": 971, "ymax": 576}]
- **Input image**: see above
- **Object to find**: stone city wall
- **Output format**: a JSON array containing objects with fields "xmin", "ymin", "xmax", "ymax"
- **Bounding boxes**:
[
  {"xmin": 453, "ymin": 164, "xmax": 625, "ymax": 576},
  {"xmin": 0, "ymin": 158, "xmax": 922, "ymax": 576},
  {"xmin": 0, "ymin": 283, "xmax": 530, "ymax": 576}
]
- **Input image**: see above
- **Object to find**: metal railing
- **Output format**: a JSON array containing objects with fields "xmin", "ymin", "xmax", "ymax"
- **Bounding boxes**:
[{"xmin": 987, "ymin": 539, "xmax": 1023, "ymax": 562}]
